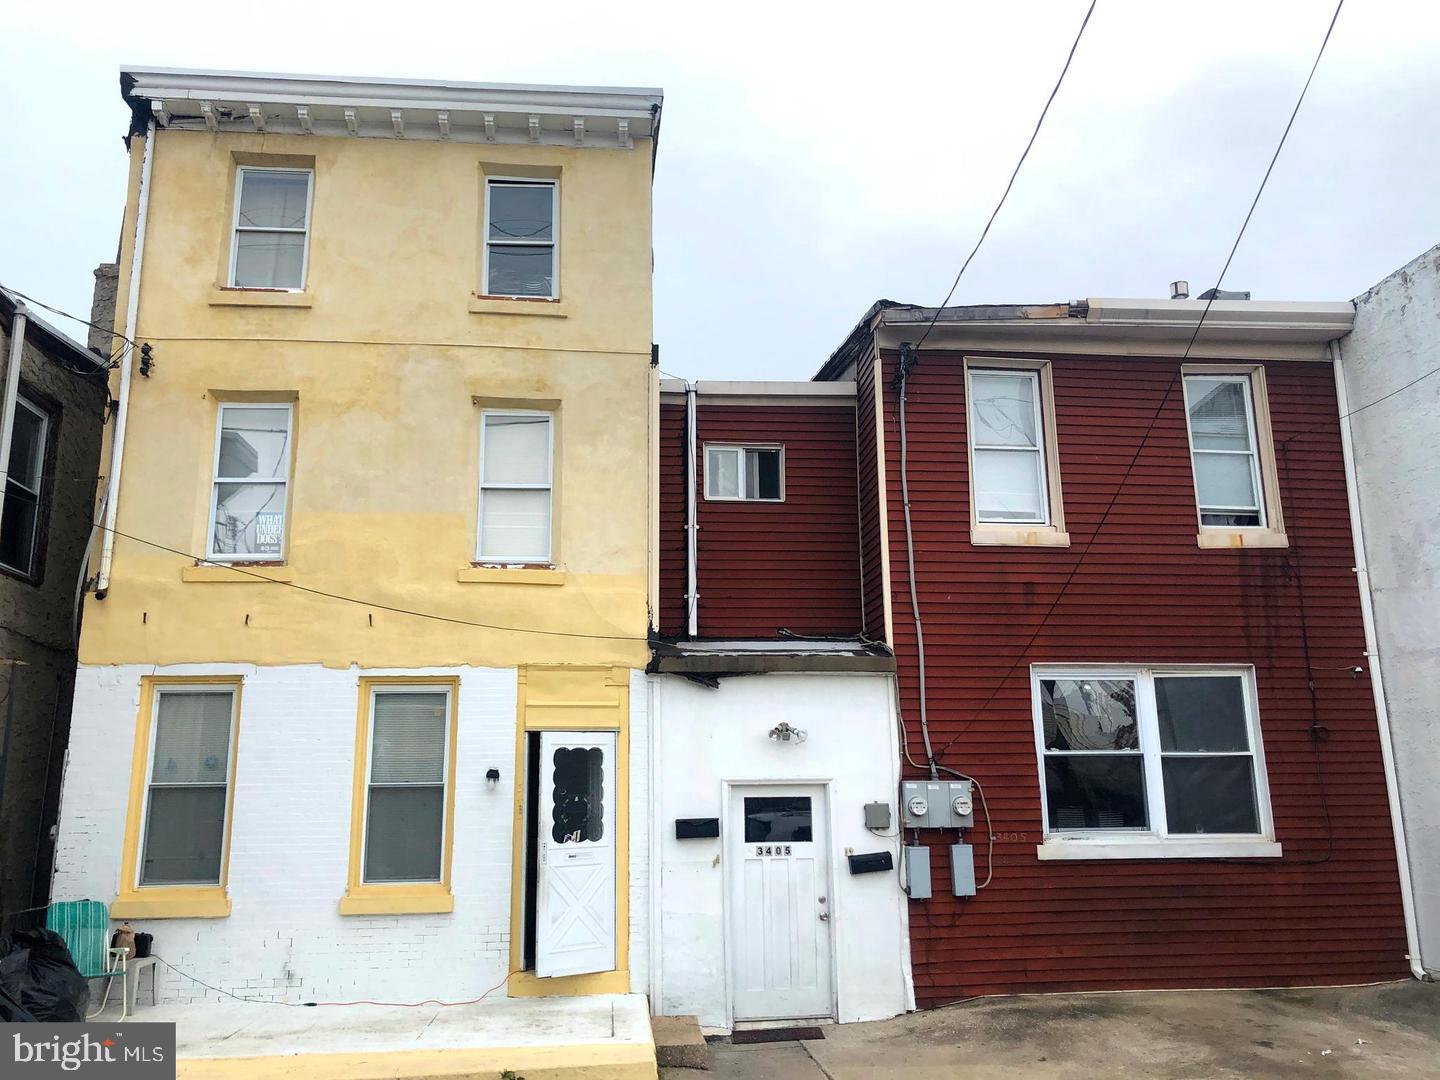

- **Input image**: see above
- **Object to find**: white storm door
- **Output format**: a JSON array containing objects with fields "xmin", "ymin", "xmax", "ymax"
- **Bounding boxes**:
[
  {"xmin": 535, "ymin": 731, "xmax": 617, "ymax": 978},
  {"xmin": 729, "ymin": 784, "xmax": 834, "ymax": 1021}
]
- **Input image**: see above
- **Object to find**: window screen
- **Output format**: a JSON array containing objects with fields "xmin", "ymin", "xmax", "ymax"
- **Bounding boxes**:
[
  {"xmin": 363, "ymin": 691, "xmax": 448, "ymax": 883},
  {"xmin": 140, "ymin": 689, "xmax": 234, "ymax": 885},
  {"xmin": 231, "ymin": 168, "xmax": 311, "ymax": 289}
]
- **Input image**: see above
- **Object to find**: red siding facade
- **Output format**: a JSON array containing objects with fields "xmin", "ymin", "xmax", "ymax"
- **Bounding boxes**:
[
  {"xmin": 871, "ymin": 348, "xmax": 1410, "ymax": 1003},
  {"xmin": 657, "ymin": 397, "xmax": 862, "ymax": 639}
]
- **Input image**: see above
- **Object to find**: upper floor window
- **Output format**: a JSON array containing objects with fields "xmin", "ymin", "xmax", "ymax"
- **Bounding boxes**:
[
  {"xmin": 964, "ymin": 360, "xmax": 1068, "ymax": 545},
  {"xmin": 705, "ymin": 445, "xmax": 783, "ymax": 501},
  {"xmin": 477, "ymin": 411, "xmax": 553, "ymax": 563},
  {"xmin": 484, "ymin": 180, "xmax": 557, "ymax": 299},
  {"xmin": 0, "ymin": 394, "xmax": 49, "ymax": 578},
  {"xmin": 229, "ymin": 167, "xmax": 313, "ymax": 290},
  {"xmin": 1033, "ymin": 666, "xmax": 1277, "ymax": 859},
  {"xmin": 208, "ymin": 403, "xmax": 292, "ymax": 562},
  {"xmin": 1181, "ymin": 367, "xmax": 1286, "ymax": 547}
]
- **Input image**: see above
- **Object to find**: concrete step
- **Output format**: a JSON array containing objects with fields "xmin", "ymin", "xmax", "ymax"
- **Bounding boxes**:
[{"xmin": 652, "ymin": 1014, "xmax": 710, "ymax": 1070}]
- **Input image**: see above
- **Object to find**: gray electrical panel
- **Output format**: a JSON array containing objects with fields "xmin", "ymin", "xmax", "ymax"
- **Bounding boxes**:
[
  {"xmin": 904, "ymin": 845, "xmax": 932, "ymax": 899},
  {"xmin": 901, "ymin": 780, "xmax": 975, "ymax": 829},
  {"xmin": 863, "ymin": 801, "xmax": 891, "ymax": 830},
  {"xmin": 950, "ymin": 843, "xmax": 977, "ymax": 897}
]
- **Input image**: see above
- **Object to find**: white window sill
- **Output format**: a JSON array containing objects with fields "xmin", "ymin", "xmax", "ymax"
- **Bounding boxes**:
[
  {"xmin": 468, "ymin": 294, "xmax": 569, "ymax": 318},
  {"xmin": 210, "ymin": 288, "xmax": 312, "ymax": 308},
  {"xmin": 1036, "ymin": 838, "xmax": 1283, "ymax": 861},
  {"xmin": 1196, "ymin": 529, "xmax": 1288, "ymax": 550},
  {"xmin": 971, "ymin": 524, "xmax": 1070, "ymax": 547}
]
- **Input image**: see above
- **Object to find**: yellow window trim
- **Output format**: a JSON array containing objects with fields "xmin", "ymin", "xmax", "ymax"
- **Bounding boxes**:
[
  {"xmin": 115, "ymin": 675, "xmax": 243, "ymax": 920},
  {"xmin": 507, "ymin": 665, "xmax": 631, "ymax": 996},
  {"xmin": 341, "ymin": 676, "xmax": 460, "ymax": 916},
  {"xmin": 962, "ymin": 357, "xmax": 1069, "ymax": 545},
  {"xmin": 457, "ymin": 566, "xmax": 566, "ymax": 586}
]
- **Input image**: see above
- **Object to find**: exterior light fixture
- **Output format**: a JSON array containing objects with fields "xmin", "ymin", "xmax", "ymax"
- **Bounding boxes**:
[{"xmin": 768, "ymin": 722, "xmax": 807, "ymax": 744}]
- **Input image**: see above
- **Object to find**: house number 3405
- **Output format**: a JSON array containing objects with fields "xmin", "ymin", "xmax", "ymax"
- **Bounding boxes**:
[{"xmin": 755, "ymin": 845, "xmax": 792, "ymax": 856}]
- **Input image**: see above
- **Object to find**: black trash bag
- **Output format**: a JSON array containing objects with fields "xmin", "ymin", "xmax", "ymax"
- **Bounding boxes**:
[{"xmin": 0, "ymin": 930, "xmax": 90, "ymax": 1022}]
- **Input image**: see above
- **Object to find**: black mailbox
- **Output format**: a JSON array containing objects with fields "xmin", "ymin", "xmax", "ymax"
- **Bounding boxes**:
[
  {"xmin": 675, "ymin": 817, "xmax": 720, "ymax": 839},
  {"xmin": 847, "ymin": 850, "xmax": 894, "ymax": 875}
]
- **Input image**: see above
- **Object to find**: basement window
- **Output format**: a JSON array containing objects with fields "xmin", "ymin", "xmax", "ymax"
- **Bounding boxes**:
[
  {"xmin": 704, "ymin": 445, "xmax": 783, "ymax": 501},
  {"xmin": 1032, "ymin": 666, "xmax": 1281, "ymax": 860}
]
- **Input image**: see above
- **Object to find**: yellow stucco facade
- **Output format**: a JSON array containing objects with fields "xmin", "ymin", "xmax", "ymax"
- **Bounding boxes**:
[{"xmin": 89, "ymin": 126, "xmax": 655, "ymax": 670}]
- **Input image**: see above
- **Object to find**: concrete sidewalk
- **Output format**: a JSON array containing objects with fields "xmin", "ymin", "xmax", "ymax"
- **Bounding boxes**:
[{"xmin": 672, "ymin": 981, "xmax": 1440, "ymax": 1079}]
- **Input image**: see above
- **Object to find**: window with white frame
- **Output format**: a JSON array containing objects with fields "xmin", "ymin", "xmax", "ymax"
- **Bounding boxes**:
[
  {"xmin": 0, "ymin": 394, "xmax": 50, "ymax": 577},
  {"xmin": 484, "ymin": 180, "xmax": 557, "ymax": 298},
  {"xmin": 362, "ymin": 688, "xmax": 450, "ymax": 884},
  {"xmin": 1183, "ymin": 373, "xmax": 1267, "ymax": 528},
  {"xmin": 208, "ymin": 403, "xmax": 292, "ymax": 562},
  {"xmin": 704, "ymin": 445, "xmax": 783, "ymax": 501},
  {"xmin": 967, "ymin": 368, "xmax": 1049, "ymax": 524},
  {"xmin": 1034, "ymin": 667, "xmax": 1269, "ymax": 841},
  {"xmin": 229, "ymin": 167, "xmax": 313, "ymax": 290},
  {"xmin": 139, "ymin": 687, "xmax": 236, "ymax": 886},
  {"xmin": 477, "ymin": 411, "xmax": 553, "ymax": 562}
]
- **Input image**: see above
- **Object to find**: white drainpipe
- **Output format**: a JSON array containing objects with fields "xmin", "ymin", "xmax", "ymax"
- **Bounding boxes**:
[
  {"xmin": 0, "ymin": 301, "xmax": 30, "ymax": 529},
  {"xmin": 684, "ymin": 381, "xmax": 699, "ymax": 637},
  {"xmin": 96, "ymin": 118, "xmax": 156, "ymax": 597},
  {"xmin": 1330, "ymin": 337, "xmax": 1425, "ymax": 980}
]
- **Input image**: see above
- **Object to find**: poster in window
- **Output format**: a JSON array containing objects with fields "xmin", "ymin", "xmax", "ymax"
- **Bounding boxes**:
[{"xmin": 255, "ymin": 512, "xmax": 284, "ymax": 554}]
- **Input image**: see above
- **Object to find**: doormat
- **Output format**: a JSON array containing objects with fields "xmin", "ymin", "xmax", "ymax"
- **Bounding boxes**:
[{"xmin": 730, "ymin": 1026, "xmax": 826, "ymax": 1044}]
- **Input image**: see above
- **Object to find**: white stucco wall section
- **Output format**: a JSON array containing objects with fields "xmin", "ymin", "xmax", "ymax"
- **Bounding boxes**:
[
  {"xmin": 649, "ymin": 672, "xmax": 912, "ymax": 1029},
  {"xmin": 53, "ymin": 663, "xmax": 518, "ymax": 1003},
  {"xmin": 1344, "ymin": 243, "xmax": 1440, "ymax": 976}
]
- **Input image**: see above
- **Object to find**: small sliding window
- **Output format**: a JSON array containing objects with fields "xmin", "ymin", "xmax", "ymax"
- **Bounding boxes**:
[{"xmin": 704, "ymin": 445, "xmax": 783, "ymax": 502}]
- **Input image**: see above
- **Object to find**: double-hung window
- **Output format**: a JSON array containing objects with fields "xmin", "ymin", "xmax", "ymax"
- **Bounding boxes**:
[
  {"xmin": 1182, "ymin": 367, "xmax": 1285, "ymax": 545},
  {"xmin": 138, "ymin": 686, "xmax": 238, "ymax": 887},
  {"xmin": 484, "ymin": 180, "xmax": 558, "ymax": 298},
  {"xmin": 208, "ymin": 403, "xmax": 292, "ymax": 562},
  {"xmin": 0, "ymin": 394, "xmax": 49, "ymax": 577},
  {"xmin": 964, "ymin": 361, "xmax": 1067, "ymax": 544},
  {"xmin": 477, "ymin": 411, "xmax": 553, "ymax": 563},
  {"xmin": 229, "ymin": 167, "xmax": 313, "ymax": 290},
  {"xmin": 704, "ymin": 445, "xmax": 783, "ymax": 501},
  {"xmin": 1033, "ymin": 666, "xmax": 1278, "ymax": 859},
  {"xmin": 361, "ymin": 686, "xmax": 452, "ymax": 884}
]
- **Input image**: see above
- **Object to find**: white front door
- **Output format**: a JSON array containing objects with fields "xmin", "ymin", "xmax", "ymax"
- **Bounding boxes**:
[
  {"xmin": 728, "ymin": 784, "xmax": 834, "ymax": 1021},
  {"xmin": 535, "ymin": 731, "xmax": 617, "ymax": 978}
]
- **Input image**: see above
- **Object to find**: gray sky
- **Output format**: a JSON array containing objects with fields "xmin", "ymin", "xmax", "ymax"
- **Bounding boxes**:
[{"xmin": 3, "ymin": 0, "xmax": 1438, "ymax": 380}]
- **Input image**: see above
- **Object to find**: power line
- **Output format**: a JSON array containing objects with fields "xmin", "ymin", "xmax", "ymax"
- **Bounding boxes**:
[
  {"xmin": 927, "ymin": 0, "xmax": 1346, "ymax": 766},
  {"xmin": 3, "ymin": 288, "xmax": 133, "ymax": 366},
  {"xmin": 94, "ymin": 521, "xmax": 647, "ymax": 643},
  {"xmin": 913, "ymin": 0, "xmax": 1096, "ymax": 350}
]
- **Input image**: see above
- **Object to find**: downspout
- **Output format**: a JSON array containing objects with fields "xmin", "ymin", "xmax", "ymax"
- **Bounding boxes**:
[
  {"xmin": 0, "ymin": 301, "xmax": 30, "ymax": 532},
  {"xmin": 684, "ymin": 382, "xmax": 699, "ymax": 638},
  {"xmin": 1330, "ymin": 337, "xmax": 1425, "ymax": 980},
  {"xmin": 96, "ymin": 118, "xmax": 156, "ymax": 598}
]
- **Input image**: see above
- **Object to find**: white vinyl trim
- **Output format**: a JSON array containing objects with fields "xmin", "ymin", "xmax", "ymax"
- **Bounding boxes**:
[
  {"xmin": 134, "ymin": 685, "xmax": 239, "ymax": 889},
  {"xmin": 205, "ymin": 402, "xmax": 293, "ymax": 563},
  {"xmin": 482, "ymin": 178, "xmax": 559, "ymax": 300},
  {"xmin": 359, "ymin": 684, "xmax": 452, "ymax": 885},
  {"xmin": 1031, "ymin": 664, "xmax": 1277, "ymax": 855},
  {"xmin": 227, "ymin": 166, "xmax": 314, "ymax": 291}
]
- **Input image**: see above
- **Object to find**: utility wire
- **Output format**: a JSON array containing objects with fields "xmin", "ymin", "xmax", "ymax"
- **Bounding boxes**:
[
  {"xmin": 94, "ymin": 522, "xmax": 648, "ymax": 643},
  {"xmin": 913, "ymin": 0, "xmax": 1096, "ymax": 350},
  {"xmin": 3, "ymin": 288, "xmax": 133, "ymax": 366},
  {"xmin": 927, "ymin": 0, "xmax": 1346, "ymax": 766}
]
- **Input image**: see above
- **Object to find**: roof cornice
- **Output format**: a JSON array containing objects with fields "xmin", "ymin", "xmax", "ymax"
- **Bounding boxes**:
[{"xmin": 121, "ymin": 67, "xmax": 662, "ymax": 151}]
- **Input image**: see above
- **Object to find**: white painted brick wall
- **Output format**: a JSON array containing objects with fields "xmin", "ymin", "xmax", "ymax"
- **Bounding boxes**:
[
  {"xmin": 626, "ymin": 668, "xmax": 649, "ymax": 996},
  {"xmin": 53, "ymin": 664, "xmax": 518, "ymax": 1005}
]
